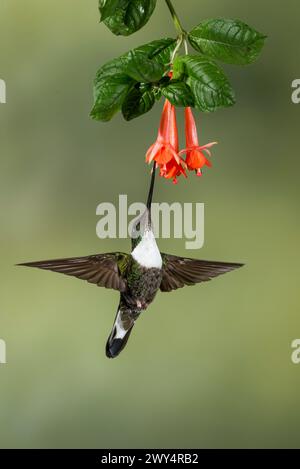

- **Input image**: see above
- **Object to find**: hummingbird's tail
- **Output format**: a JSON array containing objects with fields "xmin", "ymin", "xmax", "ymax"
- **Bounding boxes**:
[{"xmin": 106, "ymin": 301, "xmax": 138, "ymax": 359}]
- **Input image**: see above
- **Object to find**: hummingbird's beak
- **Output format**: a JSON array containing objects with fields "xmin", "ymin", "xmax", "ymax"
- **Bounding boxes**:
[
  {"xmin": 146, "ymin": 162, "xmax": 156, "ymax": 220},
  {"xmin": 132, "ymin": 163, "xmax": 156, "ymax": 241},
  {"xmin": 146, "ymin": 162, "xmax": 156, "ymax": 211}
]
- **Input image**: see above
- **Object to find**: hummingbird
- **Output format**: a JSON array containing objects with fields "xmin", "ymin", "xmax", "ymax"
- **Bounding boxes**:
[{"xmin": 18, "ymin": 167, "xmax": 243, "ymax": 358}]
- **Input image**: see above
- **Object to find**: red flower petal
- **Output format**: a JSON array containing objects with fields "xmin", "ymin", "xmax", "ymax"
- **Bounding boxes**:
[{"xmin": 146, "ymin": 100, "xmax": 180, "ymax": 167}]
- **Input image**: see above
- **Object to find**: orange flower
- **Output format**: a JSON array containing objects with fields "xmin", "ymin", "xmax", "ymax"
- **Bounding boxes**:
[
  {"xmin": 160, "ymin": 158, "xmax": 187, "ymax": 185},
  {"xmin": 180, "ymin": 107, "xmax": 217, "ymax": 177},
  {"xmin": 146, "ymin": 102, "xmax": 217, "ymax": 184},
  {"xmin": 146, "ymin": 100, "xmax": 180, "ymax": 166}
]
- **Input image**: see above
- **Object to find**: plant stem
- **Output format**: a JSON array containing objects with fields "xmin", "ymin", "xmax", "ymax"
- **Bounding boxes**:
[{"xmin": 164, "ymin": 0, "xmax": 185, "ymax": 36}]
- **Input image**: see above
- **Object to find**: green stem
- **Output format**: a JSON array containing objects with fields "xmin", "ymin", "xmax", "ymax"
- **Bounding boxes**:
[{"xmin": 165, "ymin": 0, "xmax": 185, "ymax": 36}]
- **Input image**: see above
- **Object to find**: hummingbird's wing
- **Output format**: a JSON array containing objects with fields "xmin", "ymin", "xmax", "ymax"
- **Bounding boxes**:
[
  {"xmin": 160, "ymin": 254, "xmax": 243, "ymax": 292},
  {"xmin": 18, "ymin": 253, "xmax": 129, "ymax": 292}
]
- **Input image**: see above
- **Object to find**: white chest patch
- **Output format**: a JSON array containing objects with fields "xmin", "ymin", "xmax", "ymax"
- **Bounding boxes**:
[{"xmin": 131, "ymin": 230, "xmax": 162, "ymax": 269}]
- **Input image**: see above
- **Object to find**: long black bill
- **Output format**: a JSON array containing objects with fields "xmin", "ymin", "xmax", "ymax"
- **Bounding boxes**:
[{"xmin": 146, "ymin": 161, "xmax": 157, "ymax": 213}]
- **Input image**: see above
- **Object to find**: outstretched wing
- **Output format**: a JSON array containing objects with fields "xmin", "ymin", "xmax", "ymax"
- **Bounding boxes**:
[
  {"xmin": 18, "ymin": 252, "xmax": 129, "ymax": 292},
  {"xmin": 160, "ymin": 254, "xmax": 243, "ymax": 292}
]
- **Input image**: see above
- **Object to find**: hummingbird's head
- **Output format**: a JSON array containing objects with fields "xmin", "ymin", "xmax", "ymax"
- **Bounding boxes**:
[{"xmin": 131, "ymin": 207, "xmax": 152, "ymax": 250}]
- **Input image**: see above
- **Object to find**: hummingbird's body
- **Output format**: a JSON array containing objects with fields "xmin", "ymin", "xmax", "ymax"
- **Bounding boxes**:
[
  {"xmin": 124, "ymin": 263, "xmax": 162, "ymax": 310},
  {"xmin": 106, "ymin": 224, "xmax": 163, "ymax": 357},
  {"xmin": 18, "ymin": 169, "xmax": 244, "ymax": 358}
]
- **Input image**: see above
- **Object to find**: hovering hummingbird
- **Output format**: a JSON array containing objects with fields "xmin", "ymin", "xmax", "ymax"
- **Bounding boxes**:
[{"xmin": 18, "ymin": 168, "xmax": 243, "ymax": 358}]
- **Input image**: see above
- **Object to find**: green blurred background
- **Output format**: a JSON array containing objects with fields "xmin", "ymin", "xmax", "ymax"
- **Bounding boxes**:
[{"xmin": 0, "ymin": 0, "xmax": 300, "ymax": 449}]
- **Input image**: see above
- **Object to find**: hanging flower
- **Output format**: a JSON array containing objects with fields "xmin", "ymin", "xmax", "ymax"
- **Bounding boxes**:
[
  {"xmin": 146, "ymin": 100, "xmax": 181, "ymax": 166},
  {"xmin": 146, "ymin": 99, "xmax": 186, "ymax": 183},
  {"xmin": 146, "ymin": 102, "xmax": 217, "ymax": 183},
  {"xmin": 179, "ymin": 107, "xmax": 217, "ymax": 177},
  {"xmin": 160, "ymin": 158, "xmax": 187, "ymax": 185}
]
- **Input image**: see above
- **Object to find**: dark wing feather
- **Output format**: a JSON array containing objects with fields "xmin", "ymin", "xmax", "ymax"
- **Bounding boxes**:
[
  {"xmin": 160, "ymin": 254, "xmax": 243, "ymax": 292},
  {"xmin": 18, "ymin": 253, "xmax": 129, "ymax": 292}
]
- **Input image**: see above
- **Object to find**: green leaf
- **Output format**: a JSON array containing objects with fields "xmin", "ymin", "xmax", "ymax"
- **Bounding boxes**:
[
  {"xmin": 99, "ymin": 0, "xmax": 157, "ymax": 36},
  {"xmin": 123, "ymin": 50, "xmax": 166, "ymax": 82},
  {"xmin": 175, "ymin": 55, "xmax": 235, "ymax": 112},
  {"xmin": 91, "ymin": 74, "xmax": 134, "ymax": 121},
  {"xmin": 95, "ymin": 38, "xmax": 175, "ymax": 82},
  {"xmin": 172, "ymin": 57, "xmax": 185, "ymax": 81},
  {"xmin": 161, "ymin": 81, "xmax": 195, "ymax": 107},
  {"xmin": 188, "ymin": 18, "xmax": 267, "ymax": 65},
  {"xmin": 100, "ymin": 0, "xmax": 120, "ymax": 21},
  {"xmin": 91, "ymin": 39, "xmax": 176, "ymax": 121},
  {"xmin": 94, "ymin": 56, "xmax": 127, "ymax": 83},
  {"xmin": 122, "ymin": 84, "xmax": 155, "ymax": 120},
  {"xmin": 143, "ymin": 38, "xmax": 176, "ymax": 65}
]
